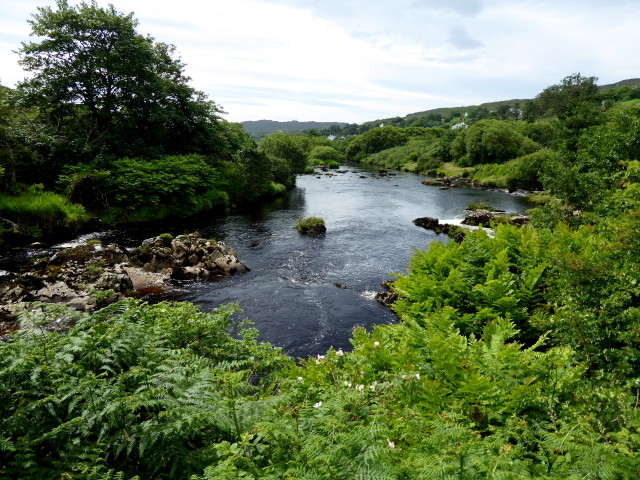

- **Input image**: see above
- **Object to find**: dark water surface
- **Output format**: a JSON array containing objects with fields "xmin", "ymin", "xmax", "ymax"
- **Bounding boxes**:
[{"xmin": 2, "ymin": 164, "xmax": 532, "ymax": 358}]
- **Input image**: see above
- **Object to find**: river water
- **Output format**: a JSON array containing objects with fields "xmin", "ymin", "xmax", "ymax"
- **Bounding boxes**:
[
  {"xmin": 171, "ymin": 164, "xmax": 530, "ymax": 358},
  {"xmin": 2, "ymin": 164, "xmax": 532, "ymax": 358}
]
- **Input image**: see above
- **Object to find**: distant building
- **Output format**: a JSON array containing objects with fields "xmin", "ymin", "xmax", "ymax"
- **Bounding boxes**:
[{"xmin": 451, "ymin": 122, "xmax": 468, "ymax": 130}]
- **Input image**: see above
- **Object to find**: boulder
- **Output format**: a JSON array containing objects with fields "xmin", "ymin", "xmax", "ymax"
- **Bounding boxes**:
[
  {"xmin": 461, "ymin": 209, "xmax": 494, "ymax": 226},
  {"xmin": 413, "ymin": 217, "xmax": 440, "ymax": 230},
  {"xmin": 0, "ymin": 233, "xmax": 249, "ymax": 323},
  {"xmin": 413, "ymin": 217, "xmax": 467, "ymax": 242},
  {"xmin": 375, "ymin": 291, "xmax": 399, "ymax": 307},
  {"xmin": 123, "ymin": 266, "xmax": 170, "ymax": 292},
  {"xmin": 509, "ymin": 215, "xmax": 529, "ymax": 226}
]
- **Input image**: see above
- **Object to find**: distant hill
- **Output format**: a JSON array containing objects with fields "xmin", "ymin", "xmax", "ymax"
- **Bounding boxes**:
[
  {"xmin": 241, "ymin": 120, "xmax": 348, "ymax": 138},
  {"xmin": 242, "ymin": 78, "xmax": 640, "ymax": 138},
  {"xmin": 403, "ymin": 99, "xmax": 529, "ymax": 121},
  {"xmin": 598, "ymin": 78, "xmax": 640, "ymax": 90}
]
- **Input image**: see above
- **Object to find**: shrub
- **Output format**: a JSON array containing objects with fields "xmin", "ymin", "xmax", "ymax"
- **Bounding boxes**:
[
  {"xmin": 308, "ymin": 145, "xmax": 342, "ymax": 165},
  {"xmin": 452, "ymin": 119, "xmax": 540, "ymax": 166},
  {"xmin": 264, "ymin": 181, "xmax": 287, "ymax": 197},
  {"xmin": 296, "ymin": 216, "xmax": 326, "ymax": 234},
  {"xmin": 77, "ymin": 155, "xmax": 237, "ymax": 222}
]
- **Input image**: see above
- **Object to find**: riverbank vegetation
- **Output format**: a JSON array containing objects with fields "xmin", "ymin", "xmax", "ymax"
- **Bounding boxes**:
[
  {"xmin": 0, "ymin": 1, "xmax": 307, "ymax": 247},
  {"xmin": 4, "ymin": 164, "xmax": 640, "ymax": 477},
  {"xmin": 3, "ymin": 102, "xmax": 640, "ymax": 477},
  {"xmin": 333, "ymin": 74, "xmax": 640, "ymax": 198}
]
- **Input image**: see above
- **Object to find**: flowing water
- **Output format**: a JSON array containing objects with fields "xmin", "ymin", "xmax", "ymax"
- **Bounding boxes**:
[{"xmin": 1, "ymin": 164, "xmax": 533, "ymax": 358}]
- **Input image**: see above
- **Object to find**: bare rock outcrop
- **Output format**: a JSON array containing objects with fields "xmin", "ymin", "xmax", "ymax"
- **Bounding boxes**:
[{"xmin": 0, "ymin": 233, "xmax": 249, "ymax": 326}]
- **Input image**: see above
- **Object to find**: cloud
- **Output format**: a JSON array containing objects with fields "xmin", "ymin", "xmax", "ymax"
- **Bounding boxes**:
[
  {"xmin": 447, "ymin": 25, "xmax": 483, "ymax": 49},
  {"xmin": 1, "ymin": 0, "xmax": 639, "ymax": 122}
]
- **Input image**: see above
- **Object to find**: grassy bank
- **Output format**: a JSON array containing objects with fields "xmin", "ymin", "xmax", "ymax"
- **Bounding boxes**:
[{"xmin": 0, "ymin": 187, "xmax": 90, "ymax": 246}]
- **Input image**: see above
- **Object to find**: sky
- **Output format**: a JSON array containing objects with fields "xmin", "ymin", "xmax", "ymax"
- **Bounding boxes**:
[{"xmin": 1, "ymin": 0, "xmax": 639, "ymax": 123}]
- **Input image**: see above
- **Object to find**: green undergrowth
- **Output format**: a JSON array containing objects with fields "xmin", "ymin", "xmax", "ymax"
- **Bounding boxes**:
[
  {"xmin": 3, "ymin": 162, "xmax": 640, "ymax": 478},
  {"xmin": 0, "ymin": 185, "xmax": 89, "ymax": 243},
  {"xmin": 4, "ymin": 179, "xmax": 640, "ymax": 477}
]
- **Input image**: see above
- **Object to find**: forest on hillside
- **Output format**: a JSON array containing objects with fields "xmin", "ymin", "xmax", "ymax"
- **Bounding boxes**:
[{"xmin": 2, "ymin": 1, "xmax": 640, "ymax": 478}]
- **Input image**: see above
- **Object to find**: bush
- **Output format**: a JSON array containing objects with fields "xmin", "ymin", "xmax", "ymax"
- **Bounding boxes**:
[
  {"xmin": 71, "ymin": 155, "xmax": 236, "ymax": 223},
  {"xmin": 296, "ymin": 216, "xmax": 326, "ymax": 234},
  {"xmin": 505, "ymin": 148, "xmax": 554, "ymax": 191},
  {"xmin": 264, "ymin": 181, "xmax": 287, "ymax": 197},
  {"xmin": 308, "ymin": 145, "xmax": 342, "ymax": 165},
  {"xmin": 452, "ymin": 119, "xmax": 540, "ymax": 166}
]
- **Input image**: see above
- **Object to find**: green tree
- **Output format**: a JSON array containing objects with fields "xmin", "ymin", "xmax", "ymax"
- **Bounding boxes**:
[
  {"xmin": 451, "ymin": 119, "xmax": 539, "ymax": 166},
  {"xmin": 535, "ymin": 73, "xmax": 600, "ymax": 120},
  {"xmin": 344, "ymin": 126, "xmax": 412, "ymax": 162},
  {"xmin": 259, "ymin": 132, "xmax": 307, "ymax": 187},
  {"xmin": 17, "ymin": 0, "xmax": 225, "ymax": 162}
]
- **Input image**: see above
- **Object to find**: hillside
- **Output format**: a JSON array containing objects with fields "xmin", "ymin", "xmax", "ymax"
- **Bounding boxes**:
[
  {"xmin": 599, "ymin": 78, "xmax": 640, "ymax": 90},
  {"xmin": 243, "ymin": 78, "xmax": 640, "ymax": 138},
  {"xmin": 241, "ymin": 119, "xmax": 348, "ymax": 138}
]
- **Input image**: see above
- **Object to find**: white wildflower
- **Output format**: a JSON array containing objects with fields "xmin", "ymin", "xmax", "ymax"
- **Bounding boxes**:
[
  {"xmin": 297, "ymin": 376, "xmax": 304, "ymax": 382},
  {"xmin": 343, "ymin": 381, "xmax": 352, "ymax": 388},
  {"xmin": 369, "ymin": 383, "xmax": 376, "ymax": 392},
  {"xmin": 415, "ymin": 373, "xmax": 421, "ymax": 380},
  {"xmin": 336, "ymin": 349, "xmax": 344, "ymax": 356},
  {"xmin": 387, "ymin": 439, "xmax": 395, "ymax": 449},
  {"xmin": 313, "ymin": 401, "xmax": 323, "ymax": 408},
  {"xmin": 373, "ymin": 341, "xmax": 380, "ymax": 346},
  {"xmin": 356, "ymin": 384, "xmax": 365, "ymax": 391}
]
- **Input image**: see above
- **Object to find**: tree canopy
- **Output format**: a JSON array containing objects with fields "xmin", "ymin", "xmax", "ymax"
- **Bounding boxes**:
[{"xmin": 17, "ymin": 0, "xmax": 225, "ymax": 160}]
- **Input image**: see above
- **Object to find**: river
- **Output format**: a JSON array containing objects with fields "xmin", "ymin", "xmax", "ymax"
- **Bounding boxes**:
[{"xmin": 2, "ymin": 164, "xmax": 532, "ymax": 358}]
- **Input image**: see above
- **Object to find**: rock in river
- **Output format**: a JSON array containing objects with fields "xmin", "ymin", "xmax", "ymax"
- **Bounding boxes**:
[{"xmin": 0, "ymin": 233, "xmax": 249, "ymax": 324}]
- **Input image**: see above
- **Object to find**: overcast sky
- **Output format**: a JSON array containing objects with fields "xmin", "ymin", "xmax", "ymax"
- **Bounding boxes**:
[{"xmin": 1, "ymin": 0, "xmax": 639, "ymax": 123}]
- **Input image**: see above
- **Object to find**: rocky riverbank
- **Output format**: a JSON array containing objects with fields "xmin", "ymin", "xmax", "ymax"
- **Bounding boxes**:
[{"xmin": 0, "ymin": 233, "xmax": 248, "ymax": 331}]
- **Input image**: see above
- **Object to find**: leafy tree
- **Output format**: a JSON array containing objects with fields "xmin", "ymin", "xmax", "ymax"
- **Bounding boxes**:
[
  {"xmin": 17, "ymin": 0, "xmax": 225, "ymax": 162},
  {"xmin": 259, "ymin": 132, "xmax": 307, "ymax": 187},
  {"xmin": 0, "ymin": 86, "xmax": 46, "ymax": 190},
  {"xmin": 451, "ymin": 119, "xmax": 539, "ymax": 166},
  {"xmin": 345, "ymin": 126, "xmax": 414, "ymax": 162},
  {"xmin": 535, "ymin": 73, "xmax": 600, "ymax": 120},
  {"xmin": 541, "ymin": 107, "xmax": 640, "ymax": 209}
]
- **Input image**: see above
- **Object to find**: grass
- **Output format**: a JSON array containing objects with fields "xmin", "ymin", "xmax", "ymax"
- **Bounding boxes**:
[
  {"xmin": 525, "ymin": 191, "xmax": 554, "ymax": 205},
  {"xmin": 467, "ymin": 201, "xmax": 496, "ymax": 211},
  {"xmin": 0, "ymin": 188, "xmax": 88, "ymax": 227},
  {"xmin": 296, "ymin": 216, "xmax": 326, "ymax": 234},
  {"xmin": 435, "ymin": 162, "xmax": 473, "ymax": 178},
  {"xmin": 0, "ymin": 187, "xmax": 90, "ymax": 244}
]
